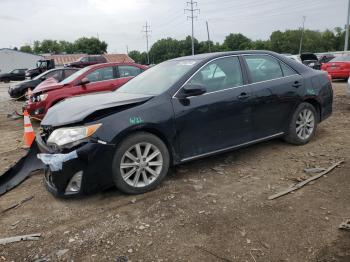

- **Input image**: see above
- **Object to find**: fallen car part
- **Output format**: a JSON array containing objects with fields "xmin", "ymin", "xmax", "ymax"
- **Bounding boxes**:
[
  {"xmin": 1, "ymin": 196, "xmax": 34, "ymax": 214},
  {"xmin": 303, "ymin": 167, "xmax": 326, "ymax": 174},
  {"xmin": 339, "ymin": 219, "xmax": 350, "ymax": 231},
  {"xmin": 6, "ymin": 110, "xmax": 22, "ymax": 120},
  {"xmin": 268, "ymin": 161, "xmax": 344, "ymax": 200},
  {"xmin": 0, "ymin": 233, "xmax": 41, "ymax": 245},
  {"xmin": 0, "ymin": 141, "xmax": 44, "ymax": 196}
]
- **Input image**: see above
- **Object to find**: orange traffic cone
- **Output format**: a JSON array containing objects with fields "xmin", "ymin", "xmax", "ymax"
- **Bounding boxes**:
[{"xmin": 23, "ymin": 110, "xmax": 35, "ymax": 148}]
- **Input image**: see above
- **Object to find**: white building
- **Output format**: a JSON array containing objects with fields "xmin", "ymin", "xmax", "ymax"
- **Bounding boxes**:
[{"xmin": 0, "ymin": 48, "xmax": 43, "ymax": 74}]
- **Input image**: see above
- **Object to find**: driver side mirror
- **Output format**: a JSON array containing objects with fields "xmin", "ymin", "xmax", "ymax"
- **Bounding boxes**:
[
  {"xmin": 179, "ymin": 84, "xmax": 206, "ymax": 98},
  {"xmin": 79, "ymin": 77, "xmax": 90, "ymax": 86}
]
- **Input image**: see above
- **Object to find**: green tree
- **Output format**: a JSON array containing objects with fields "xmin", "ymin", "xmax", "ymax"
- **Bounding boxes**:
[
  {"xmin": 33, "ymin": 41, "xmax": 41, "ymax": 53},
  {"xmin": 59, "ymin": 40, "xmax": 75, "ymax": 54},
  {"xmin": 39, "ymin": 40, "xmax": 62, "ymax": 53},
  {"xmin": 20, "ymin": 45, "xmax": 33, "ymax": 53},
  {"xmin": 74, "ymin": 37, "xmax": 107, "ymax": 54},
  {"xmin": 223, "ymin": 33, "xmax": 252, "ymax": 51},
  {"xmin": 128, "ymin": 50, "xmax": 142, "ymax": 63},
  {"xmin": 251, "ymin": 40, "xmax": 271, "ymax": 50}
]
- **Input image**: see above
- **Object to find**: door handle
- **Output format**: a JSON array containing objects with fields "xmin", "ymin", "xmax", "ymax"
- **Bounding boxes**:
[
  {"xmin": 238, "ymin": 92, "xmax": 249, "ymax": 99},
  {"xmin": 292, "ymin": 81, "xmax": 302, "ymax": 88}
]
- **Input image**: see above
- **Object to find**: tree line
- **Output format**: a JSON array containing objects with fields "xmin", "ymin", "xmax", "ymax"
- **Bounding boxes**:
[
  {"xmin": 19, "ymin": 37, "xmax": 108, "ymax": 55},
  {"xmin": 129, "ymin": 27, "xmax": 348, "ymax": 64},
  {"xmin": 17, "ymin": 27, "xmax": 348, "ymax": 64}
]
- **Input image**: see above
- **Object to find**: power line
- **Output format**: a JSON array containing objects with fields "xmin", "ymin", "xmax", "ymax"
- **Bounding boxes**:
[
  {"xmin": 345, "ymin": 0, "xmax": 350, "ymax": 51},
  {"xmin": 299, "ymin": 16, "xmax": 306, "ymax": 54},
  {"xmin": 185, "ymin": 0, "xmax": 200, "ymax": 55},
  {"xmin": 142, "ymin": 21, "xmax": 151, "ymax": 64},
  {"xmin": 206, "ymin": 21, "xmax": 211, "ymax": 52}
]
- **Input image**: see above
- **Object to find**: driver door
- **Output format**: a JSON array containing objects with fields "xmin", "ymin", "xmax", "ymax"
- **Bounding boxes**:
[
  {"xmin": 171, "ymin": 56, "xmax": 254, "ymax": 160},
  {"xmin": 69, "ymin": 66, "xmax": 117, "ymax": 97}
]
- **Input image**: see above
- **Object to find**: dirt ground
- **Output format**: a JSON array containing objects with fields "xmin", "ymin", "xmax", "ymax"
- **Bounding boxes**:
[{"xmin": 0, "ymin": 81, "xmax": 349, "ymax": 262}]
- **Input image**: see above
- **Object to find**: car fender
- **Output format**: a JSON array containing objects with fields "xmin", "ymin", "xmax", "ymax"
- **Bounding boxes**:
[{"xmin": 110, "ymin": 123, "xmax": 178, "ymax": 164}]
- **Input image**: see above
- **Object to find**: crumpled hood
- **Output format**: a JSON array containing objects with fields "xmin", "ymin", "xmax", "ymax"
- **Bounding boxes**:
[
  {"xmin": 42, "ymin": 91, "xmax": 153, "ymax": 127},
  {"xmin": 33, "ymin": 78, "xmax": 61, "ymax": 93}
]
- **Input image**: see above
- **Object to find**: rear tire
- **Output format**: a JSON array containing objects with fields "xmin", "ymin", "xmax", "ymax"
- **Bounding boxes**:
[
  {"xmin": 284, "ymin": 102, "xmax": 318, "ymax": 145},
  {"xmin": 112, "ymin": 132, "xmax": 170, "ymax": 194}
]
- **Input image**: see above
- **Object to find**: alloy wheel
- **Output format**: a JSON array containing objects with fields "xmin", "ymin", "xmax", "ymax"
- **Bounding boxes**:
[
  {"xmin": 296, "ymin": 109, "xmax": 315, "ymax": 140},
  {"xmin": 120, "ymin": 142, "xmax": 163, "ymax": 188}
]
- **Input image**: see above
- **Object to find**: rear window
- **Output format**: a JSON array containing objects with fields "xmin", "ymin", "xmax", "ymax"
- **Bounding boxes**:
[
  {"xmin": 280, "ymin": 62, "xmax": 297, "ymax": 77},
  {"xmin": 118, "ymin": 66, "xmax": 143, "ymax": 77},
  {"xmin": 244, "ymin": 55, "xmax": 283, "ymax": 83},
  {"xmin": 330, "ymin": 56, "xmax": 350, "ymax": 62}
]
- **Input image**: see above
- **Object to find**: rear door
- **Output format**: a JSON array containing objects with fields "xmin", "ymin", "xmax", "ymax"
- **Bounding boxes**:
[{"xmin": 242, "ymin": 54, "xmax": 302, "ymax": 139}]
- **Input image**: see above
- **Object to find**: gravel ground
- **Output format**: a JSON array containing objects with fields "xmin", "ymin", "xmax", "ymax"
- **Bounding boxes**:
[{"xmin": 0, "ymin": 81, "xmax": 349, "ymax": 262}]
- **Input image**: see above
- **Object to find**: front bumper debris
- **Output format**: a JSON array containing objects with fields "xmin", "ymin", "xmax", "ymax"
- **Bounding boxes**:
[
  {"xmin": 36, "ymin": 134, "xmax": 115, "ymax": 197},
  {"xmin": 0, "ymin": 141, "xmax": 44, "ymax": 196}
]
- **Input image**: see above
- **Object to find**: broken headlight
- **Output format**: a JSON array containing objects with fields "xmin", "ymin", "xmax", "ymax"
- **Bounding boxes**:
[{"xmin": 47, "ymin": 124, "xmax": 102, "ymax": 148}]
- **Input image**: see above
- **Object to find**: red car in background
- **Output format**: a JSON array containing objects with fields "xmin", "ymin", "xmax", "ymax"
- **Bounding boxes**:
[
  {"xmin": 25, "ymin": 62, "xmax": 147, "ymax": 119},
  {"xmin": 321, "ymin": 56, "xmax": 350, "ymax": 80}
]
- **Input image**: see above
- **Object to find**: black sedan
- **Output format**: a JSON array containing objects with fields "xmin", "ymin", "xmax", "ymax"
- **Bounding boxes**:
[
  {"xmin": 0, "ymin": 69, "xmax": 27, "ymax": 83},
  {"xmin": 8, "ymin": 68, "xmax": 79, "ymax": 99},
  {"xmin": 36, "ymin": 51, "xmax": 333, "ymax": 197}
]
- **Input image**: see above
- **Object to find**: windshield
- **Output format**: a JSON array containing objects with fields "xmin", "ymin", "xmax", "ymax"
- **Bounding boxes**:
[
  {"xmin": 116, "ymin": 60, "xmax": 198, "ymax": 95},
  {"xmin": 330, "ymin": 56, "xmax": 350, "ymax": 62},
  {"xmin": 60, "ymin": 67, "xmax": 90, "ymax": 84}
]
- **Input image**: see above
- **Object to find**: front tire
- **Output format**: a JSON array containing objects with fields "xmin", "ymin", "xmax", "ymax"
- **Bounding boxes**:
[
  {"xmin": 112, "ymin": 132, "xmax": 170, "ymax": 194},
  {"xmin": 284, "ymin": 102, "xmax": 318, "ymax": 145}
]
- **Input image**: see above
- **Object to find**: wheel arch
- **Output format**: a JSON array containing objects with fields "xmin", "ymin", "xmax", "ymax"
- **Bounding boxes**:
[
  {"xmin": 303, "ymin": 98, "xmax": 321, "ymax": 122},
  {"xmin": 112, "ymin": 126, "xmax": 177, "ymax": 166}
]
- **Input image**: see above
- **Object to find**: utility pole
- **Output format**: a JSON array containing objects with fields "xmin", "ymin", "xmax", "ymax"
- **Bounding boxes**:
[
  {"xmin": 345, "ymin": 0, "xmax": 350, "ymax": 51},
  {"xmin": 298, "ymin": 16, "xmax": 306, "ymax": 55},
  {"xmin": 185, "ymin": 0, "xmax": 200, "ymax": 56},
  {"xmin": 126, "ymin": 45, "xmax": 129, "ymax": 55},
  {"xmin": 206, "ymin": 20, "xmax": 211, "ymax": 52},
  {"xmin": 142, "ymin": 22, "xmax": 151, "ymax": 64}
]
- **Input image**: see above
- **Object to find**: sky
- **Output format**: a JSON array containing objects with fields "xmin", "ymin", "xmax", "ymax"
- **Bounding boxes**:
[{"xmin": 0, "ymin": 0, "xmax": 348, "ymax": 53}]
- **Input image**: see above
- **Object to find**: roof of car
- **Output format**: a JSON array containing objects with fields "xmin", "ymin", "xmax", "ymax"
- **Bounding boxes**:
[
  {"xmin": 171, "ymin": 50, "xmax": 280, "ymax": 61},
  {"xmin": 85, "ymin": 62, "xmax": 147, "ymax": 69},
  {"xmin": 171, "ymin": 50, "xmax": 311, "ymax": 74}
]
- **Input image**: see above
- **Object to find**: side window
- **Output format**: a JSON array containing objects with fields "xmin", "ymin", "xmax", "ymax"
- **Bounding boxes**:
[
  {"xmin": 118, "ymin": 66, "xmax": 142, "ymax": 77},
  {"xmin": 188, "ymin": 56, "xmax": 243, "ymax": 93},
  {"xmin": 85, "ymin": 67, "xmax": 114, "ymax": 83},
  {"xmin": 244, "ymin": 55, "xmax": 283, "ymax": 83},
  {"xmin": 81, "ymin": 57, "xmax": 88, "ymax": 62},
  {"xmin": 12, "ymin": 69, "xmax": 19, "ymax": 74},
  {"xmin": 280, "ymin": 62, "xmax": 296, "ymax": 77},
  {"xmin": 45, "ymin": 70, "xmax": 62, "ymax": 80}
]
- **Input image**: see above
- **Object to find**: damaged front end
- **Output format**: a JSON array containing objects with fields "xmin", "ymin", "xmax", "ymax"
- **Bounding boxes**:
[{"xmin": 36, "ymin": 124, "xmax": 115, "ymax": 197}]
